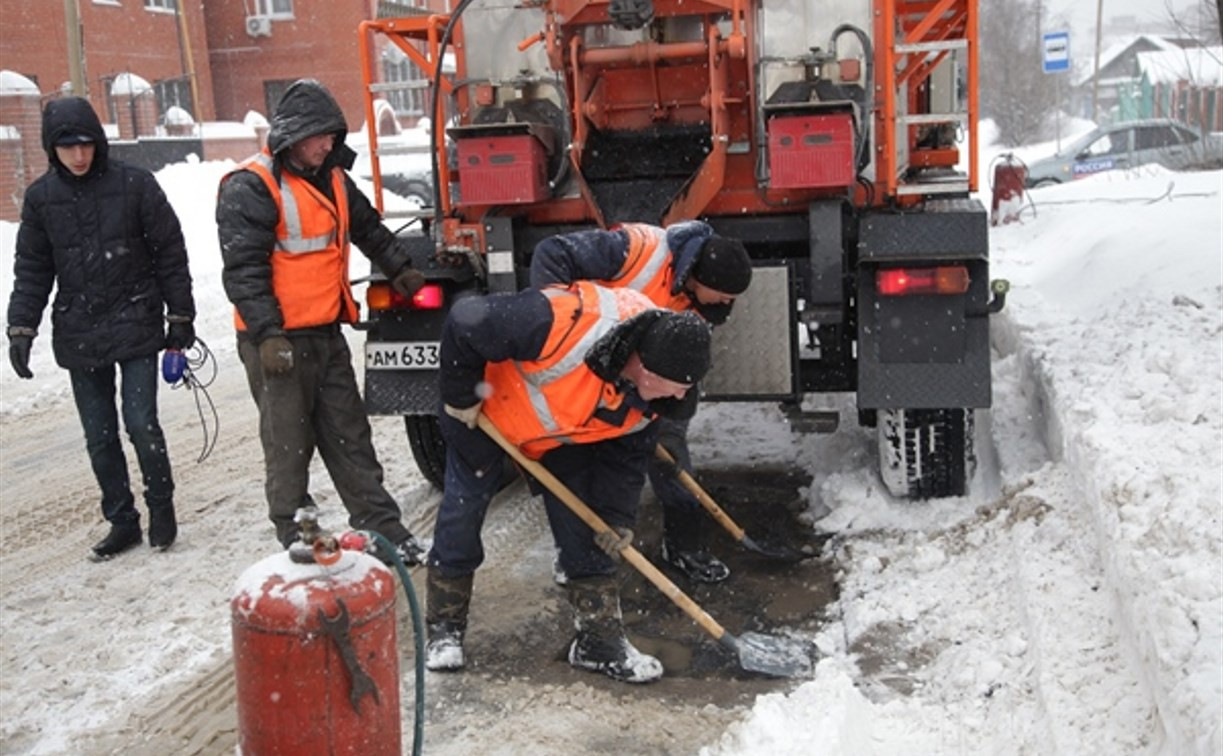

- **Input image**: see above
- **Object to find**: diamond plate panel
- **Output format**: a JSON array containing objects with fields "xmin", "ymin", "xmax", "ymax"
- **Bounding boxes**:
[
  {"xmin": 702, "ymin": 265, "xmax": 796, "ymax": 399},
  {"xmin": 858, "ymin": 199, "xmax": 989, "ymax": 262},
  {"xmin": 365, "ymin": 370, "xmax": 439, "ymax": 415}
]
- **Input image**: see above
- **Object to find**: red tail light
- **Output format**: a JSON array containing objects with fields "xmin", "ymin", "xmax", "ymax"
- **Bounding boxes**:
[
  {"xmin": 876, "ymin": 266, "xmax": 970, "ymax": 296},
  {"xmin": 367, "ymin": 282, "xmax": 445, "ymax": 311}
]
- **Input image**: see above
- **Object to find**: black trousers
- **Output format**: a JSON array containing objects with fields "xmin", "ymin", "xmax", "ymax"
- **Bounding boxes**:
[{"xmin": 238, "ymin": 330, "xmax": 410, "ymax": 546}]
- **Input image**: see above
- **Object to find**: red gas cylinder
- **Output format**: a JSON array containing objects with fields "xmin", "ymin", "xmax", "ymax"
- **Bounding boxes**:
[
  {"xmin": 991, "ymin": 155, "xmax": 1027, "ymax": 226},
  {"xmin": 231, "ymin": 549, "xmax": 400, "ymax": 755}
]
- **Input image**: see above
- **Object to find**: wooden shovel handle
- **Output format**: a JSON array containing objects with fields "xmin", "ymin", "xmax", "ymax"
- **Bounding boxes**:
[
  {"xmin": 655, "ymin": 445, "xmax": 747, "ymax": 542},
  {"xmin": 477, "ymin": 414, "xmax": 728, "ymax": 643}
]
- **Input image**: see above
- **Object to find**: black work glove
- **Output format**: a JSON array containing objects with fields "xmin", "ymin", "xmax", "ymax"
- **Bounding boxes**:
[
  {"xmin": 259, "ymin": 335, "xmax": 295, "ymax": 376},
  {"xmin": 166, "ymin": 321, "xmax": 196, "ymax": 351},
  {"xmin": 8, "ymin": 334, "xmax": 33, "ymax": 379},
  {"xmin": 391, "ymin": 266, "xmax": 426, "ymax": 299}
]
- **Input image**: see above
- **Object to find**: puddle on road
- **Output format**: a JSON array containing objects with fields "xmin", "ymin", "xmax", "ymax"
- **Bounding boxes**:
[{"xmin": 458, "ymin": 463, "xmax": 839, "ymax": 702}]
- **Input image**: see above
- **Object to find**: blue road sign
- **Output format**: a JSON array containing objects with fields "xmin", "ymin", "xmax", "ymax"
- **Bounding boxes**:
[{"xmin": 1043, "ymin": 31, "xmax": 1071, "ymax": 74}]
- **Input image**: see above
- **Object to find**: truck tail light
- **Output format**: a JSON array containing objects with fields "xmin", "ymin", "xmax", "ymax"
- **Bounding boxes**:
[
  {"xmin": 367, "ymin": 282, "xmax": 445, "ymax": 312},
  {"xmin": 876, "ymin": 266, "xmax": 970, "ymax": 296}
]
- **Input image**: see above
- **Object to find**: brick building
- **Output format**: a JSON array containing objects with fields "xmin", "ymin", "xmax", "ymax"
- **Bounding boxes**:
[
  {"xmin": 205, "ymin": 0, "xmax": 436, "ymax": 128},
  {"xmin": 0, "ymin": 0, "xmax": 214, "ymax": 123},
  {"xmin": 0, "ymin": 0, "xmax": 447, "ymax": 219}
]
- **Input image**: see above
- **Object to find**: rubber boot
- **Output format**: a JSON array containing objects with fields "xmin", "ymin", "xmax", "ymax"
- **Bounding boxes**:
[
  {"xmin": 662, "ymin": 504, "xmax": 729, "ymax": 584},
  {"xmin": 566, "ymin": 575, "xmax": 662, "ymax": 684},
  {"xmin": 425, "ymin": 568, "xmax": 473, "ymax": 672}
]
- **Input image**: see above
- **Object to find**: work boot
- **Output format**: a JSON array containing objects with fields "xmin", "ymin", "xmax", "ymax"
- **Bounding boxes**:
[
  {"xmin": 425, "ymin": 568, "xmax": 473, "ymax": 672},
  {"xmin": 552, "ymin": 547, "xmax": 569, "ymax": 586},
  {"xmin": 90, "ymin": 522, "xmax": 142, "ymax": 562},
  {"xmin": 662, "ymin": 505, "xmax": 729, "ymax": 584},
  {"xmin": 566, "ymin": 575, "xmax": 662, "ymax": 684},
  {"xmin": 661, "ymin": 542, "xmax": 730, "ymax": 583},
  {"xmin": 148, "ymin": 505, "xmax": 177, "ymax": 551}
]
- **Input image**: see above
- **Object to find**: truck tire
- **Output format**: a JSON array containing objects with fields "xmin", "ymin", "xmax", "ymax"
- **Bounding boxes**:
[
  {"xmin": 877, "ymin": 408, "xmax": 974, "ymax": 499},
  {"xmin": 405, "ymin": 414, "xmax": 447, "ymax": 489}
]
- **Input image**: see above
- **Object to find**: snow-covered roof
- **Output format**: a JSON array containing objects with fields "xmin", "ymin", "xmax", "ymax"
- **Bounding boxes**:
[
  {"xmin": 1137, "ymin": 46, "xmax": 1223, "ymax": 87},
  {"xmin": 110, "ymin": 72, "xmax": 151, "ymax": 96},
  {"xmin": 0, "ymin": 70, "xmax": 39, "ymax": 96},
  {"xmin": 1075, "ymin": 34, "xmax": 1182, "ymax": 87}
]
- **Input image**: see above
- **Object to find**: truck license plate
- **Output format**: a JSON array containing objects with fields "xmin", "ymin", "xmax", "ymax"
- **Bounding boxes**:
[{"xmin": 365, "ymin": 341, "xmax": 440, "ymax": 370}]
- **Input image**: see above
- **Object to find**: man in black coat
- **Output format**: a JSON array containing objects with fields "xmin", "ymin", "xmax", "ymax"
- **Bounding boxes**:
[
  {"xmin": 6, "ymin": 96, "xmax": 197, "ymax": 561},
  {"xmin": 216, "ymin": 79, "xmax": 427, "ymax": 563}
]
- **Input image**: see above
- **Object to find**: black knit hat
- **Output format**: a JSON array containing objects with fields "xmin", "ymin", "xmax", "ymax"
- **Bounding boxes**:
[
  {"xmin": 636, "ymin": 311, "xmax": 712, "ymax": 384},
  {"xmin": 690, "ymin": 236, "xmax": 752, "ymax": 295}
]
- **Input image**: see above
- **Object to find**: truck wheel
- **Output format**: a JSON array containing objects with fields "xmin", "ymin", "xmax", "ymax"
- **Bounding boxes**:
[
  {"xmin": 877, "ymin": 408, "xmax": 975, "ymax": 499},
  {"xmin": 405, "ymin": 414, "xmax": 447, "ymax": 489}
]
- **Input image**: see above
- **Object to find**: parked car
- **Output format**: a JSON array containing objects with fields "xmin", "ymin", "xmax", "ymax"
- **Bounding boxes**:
[{"xmin": 1025, "ymin": 118, "xmax": 1223, "ymax": 187}]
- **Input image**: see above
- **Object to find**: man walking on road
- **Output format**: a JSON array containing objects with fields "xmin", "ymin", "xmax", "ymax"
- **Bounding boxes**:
[
  {"xmin": 530, "ymin": 220, "xmax": 753, "ymax": 583},
  {"xmin": 6, "ymin": 96, "xmax": 197, "ymax": 561},
  {"xmin": 427, "ymin": 281, "xmax": 712, "ymax": 683},
  {"xmin": 216, "ymin": 79, "xmax": 427, "ymax": 563}
]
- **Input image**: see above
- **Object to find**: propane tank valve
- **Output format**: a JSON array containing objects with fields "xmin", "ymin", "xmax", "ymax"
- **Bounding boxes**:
[{"xmin": 288, "ymin": 506, "xmax": 341, "ymax": 565}]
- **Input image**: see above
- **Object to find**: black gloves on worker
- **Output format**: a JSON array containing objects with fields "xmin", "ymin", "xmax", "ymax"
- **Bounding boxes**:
[
  {"xmin": 166, "ymin": 321, "xmax": 196, "ymax": 351},
  {"xmin": 391, "ymin": 266, "xmax": 426, "ymax": 299},
  {"xmin": 259, "ymin": 335, "xmax": 295, "ymax": 376},
  {"xmin": 8, "ymin": 332, "xmax": 33, "ymax": 380}
]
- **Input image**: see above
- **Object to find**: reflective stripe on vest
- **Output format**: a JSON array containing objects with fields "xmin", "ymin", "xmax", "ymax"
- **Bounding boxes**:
[
  {"xmin": 244, "ymin": 153, "xmax": 339, "ymax": 254},
  {"xmin": 482, "ymin": 283, "xmax": 656, "ymax": 458},
  {"xmin": 226, "ymin": 151, "xmax": 356, "ymax": 331},
  {"xmin": 604, "ymin": 224, "xmax": 693, "ymax": 313}
]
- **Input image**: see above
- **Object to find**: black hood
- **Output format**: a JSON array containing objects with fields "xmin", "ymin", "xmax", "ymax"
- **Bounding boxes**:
[
  {"xmin": 266, "ymin": 79, "xmax": 356, "ymax": 171},
  {"xmin": 41, "ymin": 96, "xmax": 108, "ymax": 177}
]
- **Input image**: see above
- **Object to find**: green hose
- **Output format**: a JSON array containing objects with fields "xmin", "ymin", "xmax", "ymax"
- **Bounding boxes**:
[{"xmin": 368, "ymin": 532, "xmax": 426, "ymax": 756}]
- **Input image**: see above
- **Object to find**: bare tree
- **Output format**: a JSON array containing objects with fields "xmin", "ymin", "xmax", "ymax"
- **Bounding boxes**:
[
  {"xmin": 979, "ymin": 0, "xmax": 1061, "ymax": 146},
  {"xmin": 1163, "ymin": 0, "xmax": 1221, "ymax": 46}
]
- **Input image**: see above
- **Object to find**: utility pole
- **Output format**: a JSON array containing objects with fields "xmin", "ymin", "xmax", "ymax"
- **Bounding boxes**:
[
  {"xmin": 63, "ymin": 0, "xmax": 86, "ymax": 96},
  {"xmin": 1090, "ymin": 0, "xmax": 1104, "ymax": 121}
]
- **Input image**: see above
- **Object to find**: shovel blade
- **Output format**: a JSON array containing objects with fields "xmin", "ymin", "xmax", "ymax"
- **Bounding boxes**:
[
  {"xmin": 728, "ymin": 631, "xmax": 815, "ymax": 678},
  {"xmin": 739, "ymin": 534, "xmax": 814, "ymax": 563}
]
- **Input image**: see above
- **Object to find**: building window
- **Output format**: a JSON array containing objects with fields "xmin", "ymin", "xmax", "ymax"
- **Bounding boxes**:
[
  {"xmin": 382, "ymin": 49, "xmax": 427, "ymax": 117},
  {"xmin": 264, "ymin": 79, "xmax": 295, "ymax": 117},
  {"xmin": 154, "ymin": 77, "xmax": 194, "ymax": 122},
  {"xmin": 251, "ymin": 0, "xmax": 293, "ymax": 19},
  {"xmin": 144, "ymin": 0, "xmax": 176, "ymax": 10}
]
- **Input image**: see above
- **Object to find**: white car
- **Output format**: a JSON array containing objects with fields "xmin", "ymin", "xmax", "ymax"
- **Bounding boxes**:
[{"xmin": 1024, "ymin": 118, "xmax": 1223, "ymax": 187}]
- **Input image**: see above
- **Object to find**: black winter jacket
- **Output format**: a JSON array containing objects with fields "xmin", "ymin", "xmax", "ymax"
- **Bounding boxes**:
[
  {"xmin": 216, "ymin": 79, "xmax": 411, "ymax": 343},
  {"xmin": 6, "ymin": 97, "xmax": 195, "ymax": 370}
]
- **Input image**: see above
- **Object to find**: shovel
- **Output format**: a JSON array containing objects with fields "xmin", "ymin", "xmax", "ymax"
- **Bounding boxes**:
[
  {"xmin": 478, "ymin": 415, "xmax": 813, "ymax": 679},
  {"xmin": 655, "ymin": 445, "xmax": 812, "ymax": 562}
]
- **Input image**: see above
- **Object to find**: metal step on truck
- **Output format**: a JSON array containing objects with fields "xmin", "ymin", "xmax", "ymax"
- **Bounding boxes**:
[{"xmin": 355, "ymin": 0, "xmax": 1007, "ymax": 499}]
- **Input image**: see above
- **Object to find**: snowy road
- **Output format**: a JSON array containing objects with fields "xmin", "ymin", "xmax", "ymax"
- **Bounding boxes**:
[
  {"xmin": 1, "ymin": 162, "xmax": 1218, "ymax": 755},
  {"xmin": 0, "ymin": 322, "xmax": 1163, "ymax": 753}
]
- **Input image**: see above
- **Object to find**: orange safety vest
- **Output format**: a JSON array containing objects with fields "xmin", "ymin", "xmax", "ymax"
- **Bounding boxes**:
[
  {"xmin": 227, "ymin": 150, "xmax": 355, "ymax": 332},
  {"xmin": 482, "ymin": 282, "xmax": 659, "ymax": 459},
  {"xmin": 600, "ymin": 223, "xmax": 694, "ymax": 313}
]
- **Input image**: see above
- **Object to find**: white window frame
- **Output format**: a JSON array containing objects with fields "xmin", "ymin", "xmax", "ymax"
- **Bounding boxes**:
[
  {"xmin": 143, "ymin": 0, "xmax": 176, "ymax": 12},
  {"xmin": 252, "ymin": 0, "xmax": 294, "ymax": 19}
]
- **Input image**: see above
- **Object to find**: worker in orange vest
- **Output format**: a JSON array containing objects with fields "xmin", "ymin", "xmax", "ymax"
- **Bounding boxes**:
[
  {"xmin": 530, "ymin": 221, "xmax": 752, "ymax": 583},
  {"xmin": 427, "ymin": 281, "xmax": 712, "ymax": 683},
  {"xmin": 217, "ymin": 79, "xmax": 427, "ymax": 564}
]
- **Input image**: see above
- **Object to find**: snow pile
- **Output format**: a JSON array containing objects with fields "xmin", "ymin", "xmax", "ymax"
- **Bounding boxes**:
[{"xmin": 705, "ymin": 165, "xmax": 1222, "ymax": 753}]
